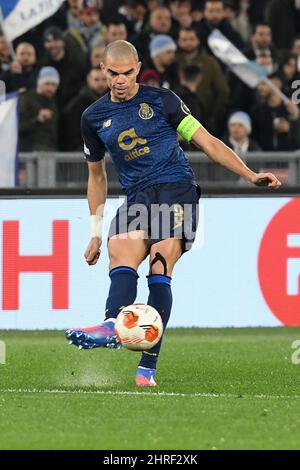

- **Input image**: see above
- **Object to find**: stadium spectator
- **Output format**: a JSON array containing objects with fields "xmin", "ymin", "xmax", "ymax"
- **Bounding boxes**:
[
  {"xmin": 146, "ymin": 34, "xmax": 179, "ymax": 89},
  {"xmin": 67, "ymin": 0, "xmax": 107, "ymax": 53},
  {"xmin": 42, "ymin": 0, "xmax": 82, "ymax": 31},
  {"xmin": 89, "ymin": 44, "xmax": 105, "ymax": 68},
  {"xmin": 223, "ymin": 1, "xmax": 238, "ymax": 21},
  {"xmin": 193, "ymin": 0, "xmax": 245, "ymax": 53},
  {"xmin": 291, "ymin": 36, "xmax": 300, "ymax": 72},
  {"xmin": 230, "ymin": 50, "xmax": 277, "ymax": 114},
  {"xmin": 106, "ymin": 20, "xmax": 128, "ymax": 44},
  {"xmin": 132, "ymin": 6, "xmax": 176, "ymax": 63},
  {"xmin": 139, "ymin": 69, "xmax": 160, "ymax": 87},
  {"xmin": 243, "ymin": 23, "xmax": 277, "ymax": 64},
  {"xmin": 2, "ymin": 43, "xmax": 38, "ymax": 93},
  {"xmin": 19, "ymin": 67, "xmax": 59, "ymax": 152},
  {"xmin": 0, "ymin": 33, "xmax": 12, "ymax": 73},
  {"xmin": 176, "ymin": 27, "xmax": 230, "ymax": 133},
  {"xmin": 251, "ymin": 76, "xmax": 300, "ymax": 151},
  {"xmin": 42, "ymin": 26, "xmax": 86, "ymax": 108},
  {"xmin": 278, "ymin": 53, "xmax": 300, "ymax": 99},
  {"xmin": 223, "ymin": 0, "xmax": 251, "ymax": 42},
  {"xmin": 256, "ymin": 52, "xmax": 276, "ymax": 75},
  {"xmin": 168, "ymin": 0, "xmax": 193, "ymax": 28},
  {"xmin": 62, "ymin": 68, "xmax": 107, "ymax": 150},
  {"xmin": 265, "ymin": 0, "xmax": 300, "ymax": 50},
  {"xmin": 224, "ymin": 111, "xmax": 261, "ymax": 155},
  {"xmin": 174, "ymin": 64, "xmax": 204, "ymax": 125},
  {"xmin": 8, "ymin": 0, "xmax": 300, "ymax": 159},
  {"xmin": 66, "ymin": 0, "xmax": 82, "ymax": 29},
  {"xmin": 118, "ymin": 0, "xmax": 148, "ymax": 38},
  {"xmin": 248, "ymin": 0, "xmax": 270, "ymax": 27}
]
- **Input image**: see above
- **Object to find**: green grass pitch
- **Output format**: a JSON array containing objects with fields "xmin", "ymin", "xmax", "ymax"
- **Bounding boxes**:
[{"xmin": 0, "ymin": 328, "xmax": 300, "ymax": 450}]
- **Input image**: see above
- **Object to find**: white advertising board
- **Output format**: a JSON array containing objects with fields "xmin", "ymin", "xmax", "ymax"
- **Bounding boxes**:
[{"xmin": 0, "ymin": 197, "xmax": 299, "ymax": 329}]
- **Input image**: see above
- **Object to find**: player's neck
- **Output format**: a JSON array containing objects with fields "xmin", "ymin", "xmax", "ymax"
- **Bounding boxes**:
[{"xmin": 110, "ymin": 84, "xmax": 140, "ymax": 102}]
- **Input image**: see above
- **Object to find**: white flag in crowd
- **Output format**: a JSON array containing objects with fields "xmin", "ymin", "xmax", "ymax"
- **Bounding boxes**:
[
  {"xmin": 0, "ymin": 94, "xmax": 18, "ymax": 187},
  {"xmin": 208, "ymin": 29, "xmax": 269, "ymax": 88},
  {"xmin": 0, "ymin": 0, "xmax": 65, "ymax": 42}
]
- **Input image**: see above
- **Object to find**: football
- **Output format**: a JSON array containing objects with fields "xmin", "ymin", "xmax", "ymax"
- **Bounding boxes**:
[{"xmin": 115, "ymin": 304, "xmax": 163, "ymax": 351}]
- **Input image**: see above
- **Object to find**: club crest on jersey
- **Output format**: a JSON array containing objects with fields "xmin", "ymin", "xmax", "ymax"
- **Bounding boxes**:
[
  {"xmin": 139, "ymin": 103, "xmax": 154, "ymax": 120},
  {"xmin": 103, "ymin": 119, "xmax": 112, "ymax": 128}
]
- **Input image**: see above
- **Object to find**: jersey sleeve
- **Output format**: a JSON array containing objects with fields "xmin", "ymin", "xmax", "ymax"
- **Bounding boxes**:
[
  {"xmin": 81, "ymin": 111, "xmax": 106, "ymax": 162},
  {"xmin": 161, "ymin": 89, "xmax": 192, "ymax": 127},
  {"xmin": 161, "ymin": 88, "xmax": 202, "ymax": 142}
]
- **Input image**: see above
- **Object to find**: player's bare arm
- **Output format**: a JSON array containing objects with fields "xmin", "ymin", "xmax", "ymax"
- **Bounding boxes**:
[
  {"xmin": 191, "ymin": 126, "xmax": 282, "ymax": 190},
  {"xmin": 85, "ymin": 159, "xmax": 107, "ymax": 265}
]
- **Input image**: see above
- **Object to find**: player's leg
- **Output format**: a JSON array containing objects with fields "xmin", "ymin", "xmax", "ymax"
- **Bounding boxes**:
[
  {"xmin": 136, "ymin": 238, "xmax": 183, "ymax": 386},
  {"xmin": 66, "ymin": 231, "xmax": 150, "ymax": 349},
  {"xmin": 104, "ymin": 232, "xmax": 150, "ymax": 321}
]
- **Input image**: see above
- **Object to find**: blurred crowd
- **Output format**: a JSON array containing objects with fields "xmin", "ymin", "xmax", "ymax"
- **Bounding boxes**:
[{"xmin": 1, "ymin": 0, "xmax": 300, "ymax": 156}]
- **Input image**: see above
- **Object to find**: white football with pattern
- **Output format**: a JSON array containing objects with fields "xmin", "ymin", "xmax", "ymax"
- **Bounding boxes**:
[{"xmin": 115, "ymin": 304, "xmax": 163, "ymax": 351}]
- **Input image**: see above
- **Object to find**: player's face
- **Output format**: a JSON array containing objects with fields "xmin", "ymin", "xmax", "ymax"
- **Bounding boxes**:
[{"xmin": 101, "ymin": 55, "xmax": 141, "ymax": 101}]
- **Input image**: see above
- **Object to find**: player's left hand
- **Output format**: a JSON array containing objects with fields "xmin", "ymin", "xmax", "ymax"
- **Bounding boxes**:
[{"xmin": 250, "ymin": 172, "xmax": 282, "ymax": 190}]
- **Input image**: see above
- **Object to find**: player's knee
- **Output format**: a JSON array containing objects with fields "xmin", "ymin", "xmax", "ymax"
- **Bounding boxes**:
[{"xmin": 108, "ymin": 240, "xmax": 124, "ymax": 266}]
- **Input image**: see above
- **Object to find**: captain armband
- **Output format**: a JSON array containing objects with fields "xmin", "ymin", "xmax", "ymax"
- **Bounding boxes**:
[{"xmin": 177, "ymin": 115, "xmax": 202, "ymax": 143}]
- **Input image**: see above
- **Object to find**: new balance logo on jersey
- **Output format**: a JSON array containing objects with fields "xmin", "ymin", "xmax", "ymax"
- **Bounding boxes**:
[
  {"xmin": 103, "ymin": 119, "xmax": 112, "ymax": 128},
  {"xmin": 84, "ymin": 143, "xmax": 90, "ymax": 155}
]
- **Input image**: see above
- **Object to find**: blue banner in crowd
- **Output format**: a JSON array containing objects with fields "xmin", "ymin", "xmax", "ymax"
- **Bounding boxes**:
[
  {"xmin": 0, "ymin": 0, "xmax": 65, "ymax": 41},
  {"xmin": 1, "ymin": 0, "xmax": 20, "ymax": 18}
]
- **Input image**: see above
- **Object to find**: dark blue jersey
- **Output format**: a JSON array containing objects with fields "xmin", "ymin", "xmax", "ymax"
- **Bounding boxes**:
[{"xmin": 81, "ymin": 84, "xmax": 197, "ymax": 198}]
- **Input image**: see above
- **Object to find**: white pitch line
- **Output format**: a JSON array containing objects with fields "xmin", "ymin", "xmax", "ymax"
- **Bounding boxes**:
[{"xmin": 1, "ymin": 389, "xmax": 300, "ymax": 400}]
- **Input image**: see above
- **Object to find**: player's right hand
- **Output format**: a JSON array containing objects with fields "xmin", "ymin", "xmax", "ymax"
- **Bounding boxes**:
[
  {"xmin": 250, "ymin": 172, "xmax": 282, "ymax": 190},
  {"xmin": 84, "ymin": 237, "xmax": 102, "ymax": 265}
]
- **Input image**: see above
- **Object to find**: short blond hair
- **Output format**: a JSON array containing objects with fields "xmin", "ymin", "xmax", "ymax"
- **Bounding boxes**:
[{"xmin": 103, "ymin": 40, "xmax": 139, "ymax": 63}]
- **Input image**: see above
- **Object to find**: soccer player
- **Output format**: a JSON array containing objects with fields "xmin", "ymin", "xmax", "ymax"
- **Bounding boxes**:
[{"xmin": 66, "ymin": 40, "xmax": 281, "ymax": 387}]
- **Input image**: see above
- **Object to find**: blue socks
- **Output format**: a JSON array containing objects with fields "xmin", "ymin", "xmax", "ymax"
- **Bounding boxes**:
[
  {"xmin": 104, "ymin": 267, "xmax": 172, "ymax": 371},
  {"xmin": 139, "ymin": 274, "xmax": 172, "ymax": 370},
  {"xmin": 105, "ymin": 266, "xmax": 139, "ymax": 320}
]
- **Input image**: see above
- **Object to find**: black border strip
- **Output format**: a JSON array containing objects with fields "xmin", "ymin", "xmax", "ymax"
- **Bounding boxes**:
[{"xmin": 0, "ymin": 187, "xmax": 299, "ymax": 199}]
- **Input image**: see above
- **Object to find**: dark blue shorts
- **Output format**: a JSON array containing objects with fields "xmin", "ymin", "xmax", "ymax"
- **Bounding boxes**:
[{"xmin": 108, "ymin": 182, "xmax": 201, "ymax": 252}]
